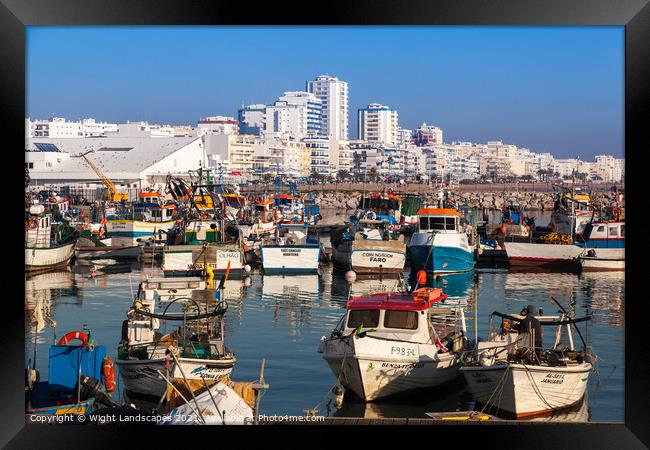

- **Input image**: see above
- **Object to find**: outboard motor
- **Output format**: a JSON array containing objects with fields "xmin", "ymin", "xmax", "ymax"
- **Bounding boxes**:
[{"xmin": 75, "ymin": 375, "xmax": 119, "ymax": 408}]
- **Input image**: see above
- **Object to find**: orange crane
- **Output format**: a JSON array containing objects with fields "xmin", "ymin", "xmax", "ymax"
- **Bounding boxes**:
[{"xmin": 75, "ymin": 150, "xmax": 129, "ymax": 202}]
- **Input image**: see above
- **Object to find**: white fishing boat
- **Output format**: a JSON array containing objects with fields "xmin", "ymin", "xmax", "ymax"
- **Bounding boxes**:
[
  {"xmin": 576, "ymin": 216, "xmax": 624, "ymax": 272},
  {"xmin": 331, "ymin": 213, "xmax": 406, "ymax": 276},
  {"xmin": 25, "ymin": 202, "xmax": 77, "ymax": 272},
  {"xmin": 260, "ymin": 224, "xmax": 320, "ymax": 274},
  {"xmin": 105, "ymin": 192, "xmax": 177, "ymax": 244},
  {"xmin": 318, "ymin": 287, "xmax": 467, "ymax": 401},
  {"xmin": 116, "ymin": 295, "xmax": 236, "ymax": 399},
  {"xmin": 163, "ymin": 243, "xmax": 246, "ymax": 277},
  {"xmin": 461, "ymin": 309, "xmax": 594, "ymax": 419}
]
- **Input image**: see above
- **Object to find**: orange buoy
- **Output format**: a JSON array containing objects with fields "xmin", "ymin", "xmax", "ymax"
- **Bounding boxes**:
[
  {"xmin": 501, "ymin": 225, "xmax": 507, "ymax": 234},
  {"xmin": 416, "ymin": 269, "xmax": 427, "ymax": 286},
  {"xmin": 58, "ymin": 331, "xmax": 89, "ymax": 347},
  {"xmin": 102, "ymin": 356, "xmax": 116, "ymax": 392}
]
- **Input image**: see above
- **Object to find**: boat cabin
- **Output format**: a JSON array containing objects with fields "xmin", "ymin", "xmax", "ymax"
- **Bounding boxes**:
[
  {"xmin": 132, "ymin": 199, "xmax": 175, "ymax": 223},
  {"xmin": 416, "ymin": 208, "xmax": 462, "ymax": 234},
  {"xmin": 359, "ymin": 194, "xmax": 403, "ymax": 223},
  {"xmin": 578, "ymin": 221, "xmax": 625, "ymax": 248},
  {"xmin": 340, "ymin": 289, "xmax": 449, "ymax": 344}
]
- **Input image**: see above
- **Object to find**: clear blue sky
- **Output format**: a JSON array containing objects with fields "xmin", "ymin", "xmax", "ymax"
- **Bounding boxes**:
[{"xmin": 26, "ymin": 26, "xmax": 624, "ymax": 159}]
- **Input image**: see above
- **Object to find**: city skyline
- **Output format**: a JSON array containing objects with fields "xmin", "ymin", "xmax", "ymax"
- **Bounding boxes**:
[{"xmin": 27, "ymin": 26, "xmax": 624, "ymax": 159}]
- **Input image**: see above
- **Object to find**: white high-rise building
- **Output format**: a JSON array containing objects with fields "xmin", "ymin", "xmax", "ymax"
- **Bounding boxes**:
[
  {"xmin": 306, "ymin": 75, "xmax": 349, "ymax": 140},
  {"xmin": 238, "ymin": 104, "xmax": 266, "ymax": 136},
  {"xmin": 358, "ymin": 103, "xmax": 399, "ymax": 147},
  {"xmin": 275, "ymin": 91, "xmax": 323, "ymax": 137}
]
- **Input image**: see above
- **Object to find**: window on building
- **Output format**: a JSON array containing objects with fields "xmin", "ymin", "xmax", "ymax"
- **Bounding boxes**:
[
  {"xmin": 384, "ymin": 310, "xmax": 419, "ymax": 330},
  {"xmin": 347, "ymin": 309, "xmax": 380, "ymax": 329}
]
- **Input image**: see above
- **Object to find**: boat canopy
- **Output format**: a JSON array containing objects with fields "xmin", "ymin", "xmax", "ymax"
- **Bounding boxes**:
[
  {"xmin": 417, "ymin": 208, "xmax": 459, "ymax": 216},
  {"xmin": 347, "ymin": 289, "xmax": 447, "ymax": 312}
]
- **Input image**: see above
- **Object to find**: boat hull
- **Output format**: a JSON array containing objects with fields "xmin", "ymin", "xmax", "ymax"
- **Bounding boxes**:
[
  {"xmin": 163, "ymin": 244, "xmax": 244, "ymax": 277},
  {"xmin": 75, "ymin": 245, "xmax": 142, "ymax": 260},
  {"xmin": 106, "ymin": 219, "xmax": 176, "ymax": 241},
  {"xmin": 260, "ymin": 245, "xmax": 320, "ymax": 274},
  {"xmin": 408, "ymin": 232, "xmax": 474, "ymax": 273},
  {"xmin": 505, "ymin": 242, "xmax": 583, "ymax": 269},
  {"xmin": 332, "ymin": 240, "xmax": 406, "ymax": 275},
  {"xmin": 116, "ymin": 357, "xmax": 235, "ymax": 399},
  {"xmin": 578, "ymin": 248, "xmax": 625, "ymax": 272},
  {"xmin": 321, "ymin": 336, "xmax": 461, "ymax": 401},
  {"xmin": 25, "ymin": 241, "xmax": 76, "ymax": 271},
  {"xmin": 461, "ymin": 363, "xmax": 591, "ymax": 418}
]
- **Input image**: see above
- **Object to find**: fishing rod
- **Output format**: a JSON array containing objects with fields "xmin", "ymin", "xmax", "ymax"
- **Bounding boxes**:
[{"xmin": 551, "ymin": 296, "xmax": 588, "ymax": 351}]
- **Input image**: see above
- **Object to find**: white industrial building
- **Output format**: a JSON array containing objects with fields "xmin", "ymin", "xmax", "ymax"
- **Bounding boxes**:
[
  {"xmin": 307, "ymin": 75, "xmax": 349, "ymax": 140},
  {"xmin": 25, "ymin": 136, "xmax": 206, "ymax": 187}
]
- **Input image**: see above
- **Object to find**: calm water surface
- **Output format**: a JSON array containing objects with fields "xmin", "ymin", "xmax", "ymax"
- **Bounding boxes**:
[{"xmin": 25, "ymin": 261, "xmax": 624, "ymax": 422}]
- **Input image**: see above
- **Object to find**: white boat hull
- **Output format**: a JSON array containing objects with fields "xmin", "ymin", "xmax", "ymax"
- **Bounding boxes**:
[
  {"xmin": 106, "ymin": 219, "xmax": 176, "ymax": 243},
  {"xmin": 321, "ymin": 335, "xmax": 460, "ymax": 401},
  {"xmin": 25, "ymin": 242, "xmax": 76, "ymax": 271},
  {"xmin": 333, "ymin": 241, "xmax": 406, "ymax": 275},
  {"xmin": 578, "ymin": 248, "xmax": 624, "ymax": 271},
  {"xmin": 163, "ymin": 245, "xmax": 244, "ymax": 275},
  {"xmin": 260, "ymin": 245, "xmax": 320, "ymax": 273},
  {"xmin": 461, "ymin": 363, "xmax": 591, "ymax": 418},
  {"xmin": 505, "ymin": 242, "xmax": 583, "ymax": 269},
  {"xmin": 117, "ymin": 357, "xmax": 235, "ymax": 399}
]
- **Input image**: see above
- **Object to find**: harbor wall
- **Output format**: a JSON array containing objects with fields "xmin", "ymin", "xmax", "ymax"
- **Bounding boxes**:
[{"xmin": 312, "ymin": 189, "xmax": 624, "ymax": 212}]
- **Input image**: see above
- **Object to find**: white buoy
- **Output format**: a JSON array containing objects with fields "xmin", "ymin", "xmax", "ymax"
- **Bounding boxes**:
[
  {"xmin": 345, "ymin": 270, "xmax": 357, "ymax": 282},
  {"xmin": 243, "ymin": 264, "xmax": 252, "ymax": 274}
]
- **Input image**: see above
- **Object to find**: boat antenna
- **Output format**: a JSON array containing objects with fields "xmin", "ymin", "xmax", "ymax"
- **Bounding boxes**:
[{"xmin": 550, "ymin": 296, "xmax": 587, "ymax": 351}]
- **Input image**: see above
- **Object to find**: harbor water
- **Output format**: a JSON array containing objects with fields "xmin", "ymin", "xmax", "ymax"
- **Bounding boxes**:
[{"xmin": 25, "ymin": 261, "xmax": 624, "ymax": 422}]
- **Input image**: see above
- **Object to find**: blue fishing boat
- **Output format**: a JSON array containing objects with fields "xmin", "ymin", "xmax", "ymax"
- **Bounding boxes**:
[
  {"xmin": 25, "ymin": 329, "xmax": 118, "ymax": 417},
  {"xmin": 407, "ymin": 207, "xmax": 475, "ymax": 273}
]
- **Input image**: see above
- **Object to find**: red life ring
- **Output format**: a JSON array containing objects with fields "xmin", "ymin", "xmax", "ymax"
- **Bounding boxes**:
[{"xmin": 58, "ymin": 331, "xmax": 89, "ymax": 347}]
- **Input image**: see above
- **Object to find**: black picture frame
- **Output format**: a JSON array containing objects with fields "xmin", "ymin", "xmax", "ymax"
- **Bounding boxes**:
[{"xmin": 3, "ymin": 0, "xmax": 647, "ymax": 446}]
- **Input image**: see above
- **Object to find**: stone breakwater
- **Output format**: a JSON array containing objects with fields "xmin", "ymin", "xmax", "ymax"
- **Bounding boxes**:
[{"xmin": 315, "ymin": 191, "xmax": 623, "ymax": 211}]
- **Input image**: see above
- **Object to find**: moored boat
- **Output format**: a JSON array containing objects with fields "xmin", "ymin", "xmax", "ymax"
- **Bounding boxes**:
[
  {"xmin": 260, "ymin": 224, "xmax": 320, "ymax": 274},
  {"xmin": 407, "ymin": 207, "xmax": 474, "ymax": 273},
  {"xmin": 318, "ymin": 287, "xmax": 467, "ymax": 401},
  {"xmin": 25, "ymin": 198, "xmax": 77, "ymax": 272},
  {"xmin": 461, "ymin": 308, "xmax": 594, "ymax": 419},
  {"xmin": 576, "ymin": 210, "xmax": 624, "ymax": 272},
  {"xmin": 116, "ymin": 294, "xmax": 236, "ymax": 400}
]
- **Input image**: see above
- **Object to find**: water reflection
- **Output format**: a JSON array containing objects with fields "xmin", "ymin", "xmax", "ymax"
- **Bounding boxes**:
[
  {"xmin": 579, "ymin": 271, "xmax": 625, "ymax": 329},
  {"xmin": 262, "ymin": 275, "xmax": 320, "ymax": 333},
  {"xmin": 25, "ymin": 268, "xmax": 75, "ymax": 334}
]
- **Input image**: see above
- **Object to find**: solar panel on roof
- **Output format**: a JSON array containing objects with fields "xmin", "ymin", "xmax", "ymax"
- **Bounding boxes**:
[
  {"xmin": 34, "ymin": 143, "xmax": 61, "ymax": 152},
  {"xmin": 97, "ymin": 147, "xmax": 133, "ymax": 152}
]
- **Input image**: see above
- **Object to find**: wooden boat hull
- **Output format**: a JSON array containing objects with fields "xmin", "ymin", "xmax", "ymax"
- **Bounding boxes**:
[
  {"xmin": 25, "ymin": 241, "xmax": 76, "ymax": 271},
  {"xmin": 260, "ymin": 245, "xmax": 320, "ymax": 274},
  {"xmin": 75, "ymin": 245, "xmax": 142, "ymax": 260},
  {"xmin": 321, "ymin": 335, "xmax": 461, "ymax": 401},
  {"xmin": 116, "ymin": 356, "xmax": 236, "ymax": 399},
  {"xmin": 461, "ymin": 362, "xmax": 592, "ymax": 418}
]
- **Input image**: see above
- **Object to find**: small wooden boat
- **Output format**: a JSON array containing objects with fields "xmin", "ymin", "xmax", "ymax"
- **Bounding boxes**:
[
  {"xmin": 26, "ymin": 329, "xmax": 118, "ymax": 417},
  {"xmin": 461, "ymin": 309, "xmax": 594, "ymax": 419},
  {"xmin": 318, "ymin": 287, "xmax": 467, "ymax": 401}
]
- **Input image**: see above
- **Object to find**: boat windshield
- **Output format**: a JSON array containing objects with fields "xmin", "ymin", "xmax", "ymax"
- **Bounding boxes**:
[
  {"xmin": 419, "ymin": 216, "xmax": 456, "ymax": 231},
  {"xmin": 383, "ymin": 310, "xmax": 418, "ymax": 330},
  {"xmin": 347, "ymin": 309, "xmax": 380, "ymax": 329}
]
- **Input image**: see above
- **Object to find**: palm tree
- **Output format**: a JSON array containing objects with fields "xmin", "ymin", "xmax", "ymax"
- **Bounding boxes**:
[{"xmin": 337, "ymin": 169, "xmax": 350, "ymax": 181}]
